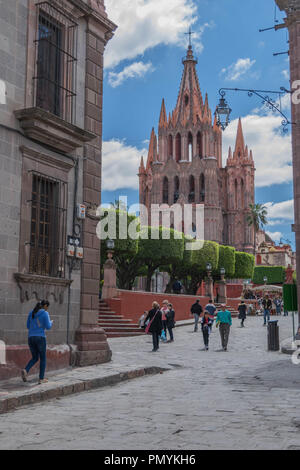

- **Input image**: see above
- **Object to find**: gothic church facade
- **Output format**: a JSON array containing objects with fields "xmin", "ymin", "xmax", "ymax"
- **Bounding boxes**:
[{"xmin": 139, "ymin": 45, "xmax": 255, "ymax": 253}]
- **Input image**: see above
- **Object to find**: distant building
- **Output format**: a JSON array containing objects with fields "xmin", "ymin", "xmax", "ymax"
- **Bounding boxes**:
[
  {"xmin": 256, "ymin": 230, "xmax": 296, "ymax": 268},
  {"xmin": 139, "ymin": 44, "xmax": 255, "ymax": 252}
]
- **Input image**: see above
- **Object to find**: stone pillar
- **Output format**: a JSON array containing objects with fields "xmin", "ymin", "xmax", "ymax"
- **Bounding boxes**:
[
  {"xmin": 217, "ymin": 274, "xmax": 227, "ymax": 304},
  {"xmin": 275, "ymin": 0, "xmax": 300, "ymax": 321},
  {"xmin": 102, "ymin": 252, "xmax": 117, "ymax": 300},
  {"xmin": 75, "ymin": 9, "xmax": 116, "ymax": 366},
  {"xmin": 205, "ymin": 271, "xmax": 214, "ymax": 300}
]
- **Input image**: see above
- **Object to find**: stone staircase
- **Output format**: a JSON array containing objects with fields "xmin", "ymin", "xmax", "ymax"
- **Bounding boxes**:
[
  {"xmin": 98, "ymin": 300, "xmax": 145, "ymax": 338},
  {"xmin": 215, "ymin": 304, "xmax": 239, "ymax": 317}
]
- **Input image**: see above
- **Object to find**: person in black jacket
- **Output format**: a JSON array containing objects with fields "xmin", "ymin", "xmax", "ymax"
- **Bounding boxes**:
[
  {"xmin": 191, "ymin": 300, "xmax": 203, "ymax": 332},
  {"xmin": 262, "ymin": 295, "xmax": 272, "ymax": 326},
  {"xmin": 166, "ymin": 303, "xmax": 175, "ymax": 343},
  {"xmin": 238, "ymin": 301, "xmax": 247, "ymax": 328},
  {"xmin": 144, "ymin": 302, "xmax": 163, "ymax": 352}
]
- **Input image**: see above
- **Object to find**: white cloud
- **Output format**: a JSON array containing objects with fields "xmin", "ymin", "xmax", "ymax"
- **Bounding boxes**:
[
  {"xmin": 102, "ymin": 140, "xmax": 147, "ymax": 191},
  {"xmin": 221, "ymin": 58, "xmax": 256, "ymax": 82},
  {"xmin": 282, "ymin": 69, "xmax": 290, "ymax": 81},
  {"xmin": 108, "ymin": 61, "xmax": 154, "ymax": 88},
  {"xmin": 104, "ymin": 0, "xmax": 211, "ymax": 69},
  {"xmin": 222, "ymin": 115, "xmax": 292, "ymax": 187},
  {"xmin": 264, "ymin": 200, "xmax": 294, "ymax": 221},
  {"xmin": 265, "ymin": 231, "xmax": 283, "ymax": 242}
]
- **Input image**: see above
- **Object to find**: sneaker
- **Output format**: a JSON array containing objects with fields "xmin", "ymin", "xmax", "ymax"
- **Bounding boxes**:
[
  {"xmin": 38, "ymin": 378, "xmax": 49, "ymax": 385},
  {"xmin": 205, "ymin": 347, "xmax": 209, "ymax": 351},
  {"xmin": 21, "ymin": 369, "xmax": 28, "ymax": 382}
]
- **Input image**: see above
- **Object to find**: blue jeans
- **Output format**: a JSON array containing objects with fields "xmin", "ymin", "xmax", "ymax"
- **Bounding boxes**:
[
  {"xmin": 263, "ymin": 309, "xmax": 270, "ymax": 325},
  {"xmin": 193, "ymin": 314, "xmax": 200, "ymax": 331},
  {"xmin": 25, "ymin": 336, "xmax": 47, "ymax": 380}
]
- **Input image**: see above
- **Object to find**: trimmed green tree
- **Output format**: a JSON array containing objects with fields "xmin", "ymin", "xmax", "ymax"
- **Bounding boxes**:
[
  {"xmin": 234, "ymin": 251, "xmax": 255, "ymax": 279},
  {"xmin": 137, "ymin": 226, "xmax": 185, "ymax": 292}
]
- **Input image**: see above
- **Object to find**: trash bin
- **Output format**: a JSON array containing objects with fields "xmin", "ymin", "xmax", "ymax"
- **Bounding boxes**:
[{"xmin": 268, "ymin": 320, "xmax": 279, "ymax": 351}]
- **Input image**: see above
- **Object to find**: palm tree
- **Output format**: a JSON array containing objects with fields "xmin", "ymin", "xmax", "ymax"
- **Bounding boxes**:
[
  {"xmin": 110, "ymin": 199, "xmax": 127, "ymax": 211},
  {"xmin": 247, "ymin": 203, "xmax": 268, "ymax": 255}
]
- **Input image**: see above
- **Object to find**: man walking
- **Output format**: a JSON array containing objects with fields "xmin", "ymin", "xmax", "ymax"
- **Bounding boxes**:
[
  {"xmin": 262, "ymin": 295, "xmax": 272, "ymax": 326},
  {"xmin": 216, "ymin": 304, "xmax": 232, "ymax": 351},
  {"xmin": 191, "ymin": 300, "xmax": 203, "ymax": 332}
]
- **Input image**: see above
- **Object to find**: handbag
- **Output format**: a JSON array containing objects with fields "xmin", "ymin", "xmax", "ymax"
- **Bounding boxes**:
[{"xmin": 145, "ymin": 310, "xmax": 159, "ymax": 335}]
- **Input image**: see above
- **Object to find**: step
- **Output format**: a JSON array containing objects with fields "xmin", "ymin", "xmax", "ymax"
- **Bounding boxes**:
[
  {"xmin": 98, "ymin": 322, "xmax": 139, "ymax": 328},
  {"xmin": 100, "ymin": 327, "xmax": 143, "ymax": 334},
  {"xmin": 98, "ymin": 315, "xmax": 131, "ymax": 321}
]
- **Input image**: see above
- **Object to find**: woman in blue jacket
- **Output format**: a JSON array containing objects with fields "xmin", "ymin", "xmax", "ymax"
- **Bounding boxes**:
[{"xmin": 21, "ymin": 300, "xmax": 53, "ymax": 384}]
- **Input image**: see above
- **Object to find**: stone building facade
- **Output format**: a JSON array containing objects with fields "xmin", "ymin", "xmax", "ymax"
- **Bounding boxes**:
[
  {"xmin": 0, "ymin": 0, "xmax": 116, "ymax": 377},
  {"xmin": 139, "ymin": 45, "xmax": 255, "ymax": 253},
  {"xmin": 275, "ymin": 0, "xmax": 300, "ymax": 314}
]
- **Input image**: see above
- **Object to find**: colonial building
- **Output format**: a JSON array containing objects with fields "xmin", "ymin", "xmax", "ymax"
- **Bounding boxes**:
[
  {"xmin": 256, "ymin": 230, "xmax": 296, "ymax": 268},
  {"xmin": 0, "ymin": 0, "xmax": 116, "ymax": 379},
  {"xmin": 139, "ymin": 44, "xmax": 255, "ymax": 253}
]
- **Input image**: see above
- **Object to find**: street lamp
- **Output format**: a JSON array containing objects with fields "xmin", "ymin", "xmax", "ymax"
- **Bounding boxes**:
[
  {"xmin": 220, "ymin": 267, "xmax": 226, "ymax": 277},
  {"xmin": 216, "ymin": 87, "xmax": 293, "ymax": 133},
  {"xmin": 206, "ymin": 262, "xmax": 212, "ymax": 272},
  {"xmin": 106, "ymin": 239, "xmax": 115, "ymax": 250},
  {"xmin": 106, "ymin": 239, "xmax": 115, "ymax": 259},
  {"xmin": 215, "ymin": 93, "xmax": 232, "ymax": 131},
  {"xmin": 263, "ymin": 276, "xmax": 268, "ymax": 285}
]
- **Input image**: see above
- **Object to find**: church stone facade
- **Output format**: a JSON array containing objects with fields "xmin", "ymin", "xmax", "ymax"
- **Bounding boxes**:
[{"xmin": 139, "ymin": 45, "xmax": 255, "ymax": 253}]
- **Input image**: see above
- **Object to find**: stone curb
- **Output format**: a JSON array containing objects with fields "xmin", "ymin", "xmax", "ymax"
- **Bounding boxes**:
[{"xmin": 0, "ymin": 366, "xmax": 168, "ymax": 415}]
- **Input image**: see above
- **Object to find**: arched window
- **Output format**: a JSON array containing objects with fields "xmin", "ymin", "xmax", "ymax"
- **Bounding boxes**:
[
  {"xmin": 188, "ymin": 175, "xmax": 195, "ymax": 203},
  {"xmin": 168, "ymin": 134, "xmax": 173, "ymax": 158},
  {"xmin": 188, "ymin": 132, "xmax": 193, "ymax": 162},
  {"xmin": 197, "ymin": 132, "xmax": 202, "ymax": 158},
  {"xmin": 176, "ymin": 133, "xmax": 181, "ymax": 162},
  {"xmin": 174, "ymin": 176, "xmax": 180, "ymax": 203},
  {"xmin": 200, "ymin": 173, "xmax": 205, "ymax": 202},
  {"xmin": 163, "ymin": 177, "xmax": 169, "ymax": 204}
]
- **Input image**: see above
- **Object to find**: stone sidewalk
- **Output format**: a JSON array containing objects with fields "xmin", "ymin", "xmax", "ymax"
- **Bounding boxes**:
[
  {"xmin": 0, "ymin": 315, "xmax": 299, "ymax": 450},
  {"xmin": 0, "ymin": 319, "xmax": 195, "ymax": 414}
]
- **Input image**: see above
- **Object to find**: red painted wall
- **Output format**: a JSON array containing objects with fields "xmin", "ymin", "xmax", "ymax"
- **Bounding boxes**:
[
  {"xmin": 0, "ymin": 345, "xmax": 71, "ymax": 381},
  {"xmin": 226, "ymin": 284, "xmax": 243, "ymax": 299},
  {"xmin": 107, "ymin": 291, "xmax": 211, "ymax": 323}
]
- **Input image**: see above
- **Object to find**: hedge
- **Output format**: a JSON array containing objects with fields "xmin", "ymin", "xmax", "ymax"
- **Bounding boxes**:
[
  {"xmin": 138, "ymin": 226, "xmax": 184, "ymax": 264},
  {"xmin": 218, "ymin": 245, "xmax": 236, "ymax": 278},
  {"xmin": 252, "ymin": 266, "xmax": 286, "ymax": 285},
  {"xmin": 192, "ymin": 241, "xmax": 219, "ymax": 274},
  {"xmin": 234, "ymin": 252, "xmax": 255, "ymax": 279}
]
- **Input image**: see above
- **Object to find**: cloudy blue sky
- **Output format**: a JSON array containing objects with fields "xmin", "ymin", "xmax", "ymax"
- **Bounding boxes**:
[{"xmin": 102, "ymin": 0, "xmax": 294, "ymax": 248}]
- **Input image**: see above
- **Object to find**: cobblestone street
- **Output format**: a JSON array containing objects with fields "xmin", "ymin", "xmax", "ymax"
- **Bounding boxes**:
[{"xmin": 0, "ymin": 316, "xmax": 300, "ymax": 450}]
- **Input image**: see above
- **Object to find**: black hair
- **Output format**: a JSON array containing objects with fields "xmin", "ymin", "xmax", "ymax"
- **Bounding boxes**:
[
  {"xmin": 32, "ymin": 302, "xmax": 42, "ymax": 319},
  {"xmin": 32, "ymin": 300, "xmax": 49, "ymax": 319}
]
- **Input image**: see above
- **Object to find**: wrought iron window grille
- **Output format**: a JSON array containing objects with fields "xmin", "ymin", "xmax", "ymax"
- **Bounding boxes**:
[
  {"xmin": 28, "ymin": 172, "xmax": 67, "ymax": 278},
  {"xmin": 33, "ymin": 1, "xmax": 78, "ymax": 124}
]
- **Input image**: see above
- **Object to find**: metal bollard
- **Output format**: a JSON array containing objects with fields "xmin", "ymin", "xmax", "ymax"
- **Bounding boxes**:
[{"xmin": 268, "ymin": 320, "xmax": 280, "ymax": 351}]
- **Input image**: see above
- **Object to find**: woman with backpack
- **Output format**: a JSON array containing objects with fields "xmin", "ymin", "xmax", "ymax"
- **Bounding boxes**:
[
  {"xmin": 144, "ymin": 301, "xmax": 163, "ymax": 352},
  {"xmin": 21, "ymin": 300, "xmax": 53, "ymax": 384}
]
